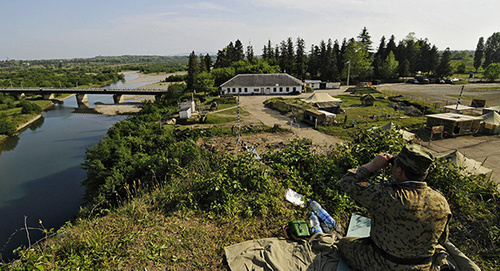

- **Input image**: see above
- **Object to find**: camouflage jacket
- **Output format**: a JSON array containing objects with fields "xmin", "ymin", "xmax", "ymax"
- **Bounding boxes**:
[{"xmin": 340, "ymin": 166, "xmax": 452, "ymax": 259}]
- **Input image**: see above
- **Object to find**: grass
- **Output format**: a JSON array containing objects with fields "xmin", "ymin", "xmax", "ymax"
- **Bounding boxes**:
[
  {"xmin": 307, "ymin": 94, "xmax": 430, "ymax": 140},
  {"xmin": 10, "ymin": 186, "xmax": 296, "ymax": 270}
]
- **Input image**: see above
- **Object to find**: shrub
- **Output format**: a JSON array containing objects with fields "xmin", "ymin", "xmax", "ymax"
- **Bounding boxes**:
[
  {"xmin": 19, "ymin": 101, "xmax": 42, "ymax": 115},
  {"xmin": 0, "ymin": 113, "xmax": 17, "ymax": 135}
]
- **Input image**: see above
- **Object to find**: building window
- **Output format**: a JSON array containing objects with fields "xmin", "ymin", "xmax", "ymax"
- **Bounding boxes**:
[
  {"xmin": 286, "ymin": 87, "xmax": 289, "ymax": 92},
  {"xmin": 279, "ymin": 87, "xmax": 283, "ymax": 92},
  {"xmin": 293, "ymin": 87, "xmax": 296, "ymax": 92},
  {"xmin": 239, "ymin": 88, "xmax": 242, "ymax": 92},
  {"xmin": 245, "ymin": 88, "xmax": 248, "ymax": 92},
  {"xmin": 232, "ymin": 88, "xmax": 236, "ymax": 93},
  {"xmin": 273, "ymin": 87, "xmax": 277, "ymax": 92},
  {"xmin": 254, "ymin": 88, "xmax": 259, "ymax": 93}
]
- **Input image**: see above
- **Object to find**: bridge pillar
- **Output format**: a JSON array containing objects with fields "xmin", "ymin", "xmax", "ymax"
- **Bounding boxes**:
[
  {"xmin": 76, "ymin": 93, "xmax": 88, "ymax": 104},
  {"xmin": 12, "ymin": 93, "xmax": 26, "ymax": 100},
  {"xmin": 42, "ymin": 93, "xmax": 55, "ymax": 100},
  {"xmin": 113, "ymin": 94, "xmax": 125, "ymax": 104}
]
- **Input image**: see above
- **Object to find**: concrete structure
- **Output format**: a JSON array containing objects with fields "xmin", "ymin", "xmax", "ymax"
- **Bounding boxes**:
[
  {"xmin": 179, "ymin": 100, "xmax": 196, "ymax": 119},
  {"xmin": 0, "ymin": 87, "xmax": 167, "ymax": 105},
  {"xmin": 220, "ymin": 73, "xmax": 303, "ymax": 95}
]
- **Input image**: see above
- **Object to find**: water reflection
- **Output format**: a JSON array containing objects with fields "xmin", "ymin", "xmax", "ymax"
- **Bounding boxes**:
[{"xmin": 0, "ymin": 73, "xmax": 159, "ymax": 261}]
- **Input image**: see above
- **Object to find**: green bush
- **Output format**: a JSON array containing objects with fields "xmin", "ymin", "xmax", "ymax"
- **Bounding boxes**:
[
  {"xmin": 0, "ymin": 113, "xmax": 17, "ymax": 135},
  {"xmin": 19, "ymin": 101, "xmax": 42, "ymax": 114}
]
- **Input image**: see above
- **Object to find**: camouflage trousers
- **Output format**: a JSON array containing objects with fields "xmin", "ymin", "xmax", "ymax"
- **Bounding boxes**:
[{"xmin": 338, "ymin": 237, "xmax": 433, "ymax": 271}]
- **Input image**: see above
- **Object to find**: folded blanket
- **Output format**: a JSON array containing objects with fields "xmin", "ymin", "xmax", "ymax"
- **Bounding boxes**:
[{"xmin": 224, "ymin": 233, "xmax": 340, "ymax": 271}]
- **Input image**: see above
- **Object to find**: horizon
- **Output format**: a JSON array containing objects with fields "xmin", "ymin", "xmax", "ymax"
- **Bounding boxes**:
[{"xmin": 2, "ymin": 0, "xmax": 499, "ymax": 60}]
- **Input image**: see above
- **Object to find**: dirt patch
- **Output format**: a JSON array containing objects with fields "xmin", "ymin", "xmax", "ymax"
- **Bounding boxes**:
[
  {"xmin": 94, "ymin": 95, "xmax": 155, "ymax": 115},
  {"xmin": 196, "ymin": 131, "xmax": 298, "ymax": 155}
]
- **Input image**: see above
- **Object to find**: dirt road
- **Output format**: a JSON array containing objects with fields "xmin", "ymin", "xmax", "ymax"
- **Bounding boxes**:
[{"xmin": 238, "ymin": 91, "xmax": 345, "ymax": 147}]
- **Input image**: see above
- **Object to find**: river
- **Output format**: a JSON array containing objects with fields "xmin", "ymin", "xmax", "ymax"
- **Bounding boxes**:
[{"xmin": 0, "ymin": 73, "xmax": 159, "ymax": 261}]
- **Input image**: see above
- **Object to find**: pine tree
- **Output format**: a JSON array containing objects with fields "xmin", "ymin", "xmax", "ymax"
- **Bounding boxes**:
[
  {"xmin": 246, "ymin": 44, "xmax": 254, "ymax": 63},
  {"xmin": 435, "ymin": 48, "xmax": 453, "ymax": 78},
  {"xmin": 204, "ymin": 54, "xmax": 212, "ymax": 72},
  {"xmin": 186, "ymin": 51, "xmax": 199, "ymax": 91},
  {"xmin": 357, "ymin": 27, "xmax": 373, "ymax": 52},
  {"xmin": 483, "ymin": 32, "xmax": 500, "ymax": 69},
  {"xmin": 234, "ymin": 40, "xmax": 245, "ymax": 62},
  {"xmin": 295, "ymin": 37, "xmax": 307, "ymax": 79},
  {"xmin": 473, "ymin": 37, "xmax": 484, "ymax": 72}
]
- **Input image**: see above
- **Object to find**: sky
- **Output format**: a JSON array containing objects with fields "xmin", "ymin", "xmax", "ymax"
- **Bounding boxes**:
[{"xmin": 1, "ymin": 0, "xmax": 499, "ymax": 60}]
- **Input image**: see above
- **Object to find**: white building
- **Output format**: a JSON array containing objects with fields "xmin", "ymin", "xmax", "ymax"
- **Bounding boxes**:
[
  {"xmin": 179, "ymin": 100, "xmax": 196, "ymax": 119},
  {"xmin": 220, "ymin": 73, "xmax": 303, "ymax": 95},
  {"xmin": 304, "ymin": 80, "xmax": 322, "ymax": 89}
]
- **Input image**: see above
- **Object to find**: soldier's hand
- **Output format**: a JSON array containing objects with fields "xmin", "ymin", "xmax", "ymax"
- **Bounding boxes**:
[{"xmin": 363, "ymin": 153, "xmax": 393, "ymax": 172}]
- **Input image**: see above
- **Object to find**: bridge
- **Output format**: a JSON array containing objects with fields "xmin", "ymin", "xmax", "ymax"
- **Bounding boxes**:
[{"xmin": 0, "ymin": 87, "xmax": 169, "ymax": 104}]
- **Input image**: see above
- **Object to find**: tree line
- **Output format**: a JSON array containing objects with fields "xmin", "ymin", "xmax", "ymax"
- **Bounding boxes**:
[
  {"xmin": 0, "ymin": 55, "xmax": 188, "ymax": 70},
  {"xmin": 474, "ymin": 32, "xmax": 500, "ymax": 81},
  {"xmin": 187, "ymin": 29, "xmax": 500, "ymax": 92}
]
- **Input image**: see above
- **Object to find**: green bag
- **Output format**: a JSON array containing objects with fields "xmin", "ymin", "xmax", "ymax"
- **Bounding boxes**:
[{"xmin": 287, "ymin": 220, "xmax": 310, "ymax": 239}]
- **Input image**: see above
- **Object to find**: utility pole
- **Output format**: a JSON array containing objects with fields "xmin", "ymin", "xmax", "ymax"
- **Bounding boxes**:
[
  {"xmin": 346, "ymin": 60, "xmax": 351, "ymax": 87},
  {"xmin": 454, "ymin": 85, "xmax": 465, "ymax": 113}
]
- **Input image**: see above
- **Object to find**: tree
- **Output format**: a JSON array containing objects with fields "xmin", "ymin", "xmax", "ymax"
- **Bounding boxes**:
[
  {"xmin": 357, "ymin": 27, "xmax": 373, "ymax": 52},
  {"xmin": 19, "ymin": 100, "xmax": 42, "ymax": 114},
  {"xmin": 0, "ymin": 113, "xmax": 16, "ymax": 135},
  {"xmin": 278, "ymin": 37, "xmax": 295, "ymax": 74},
  {"xmin": 194, "ymin": 72, "xmax": 216, "ymax": 94},
  {"xmin": 373, "ymin": 36, "xmax": 387, "ymax": 78},
  {"xmin": 455, "ymin": 62, "xmax": 466, "ymax": 74},
  {"xmin": 379, "ymin": 51, "xmax": 399, "ymax": 79},
  {"xmin": 319, "ymin": 39, "xmax": 338, "ymax": 81},
  {"xmin": 343, "ymin": 40, "xmax": 373, "ymax": 81},
  {"xmin": 435, "ymin": 48, "xmax": 453, "ymax": 78},
  {"xmin": 483, "ymin": 63, "xmax": 500, "ymax": 81},
  {"xmin": 295, "ymin": 37, "xmax": 307, "ymax": 79},
  {"xmin": 186, "ymin": 51, "xmax": 199, "ymax": 91},
  {"xmin": 198, "ymin": 53, "xmax": 207, "ymax": 73},
  {"xmin": 234, "ymin": 40, "xmax": 245, "ymax": 62},
  {"xmin": 483, "ymin": 32, "xmax": 500, "ymax": 69},
  {"xmin": 203, "ymin": 54, "xmax": 212, "ymax": 72},
  {"xmin": 246, "ymin": 44, "xmax": 254, "ymax": 63},
  {"xmin": 474, "ymin": 37, "xmax": 484, "ymax": 72}
]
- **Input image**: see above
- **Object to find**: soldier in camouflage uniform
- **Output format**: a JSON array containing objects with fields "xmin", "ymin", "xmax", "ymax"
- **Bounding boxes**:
[{"xmin": 338, "ymin": 144, "xmax": 452, "ymax": 271}]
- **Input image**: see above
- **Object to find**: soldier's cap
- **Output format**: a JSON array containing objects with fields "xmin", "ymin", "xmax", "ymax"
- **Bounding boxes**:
[{"xmin": 395, "ymin": 144, "xmax": 434, "ymax": 176}]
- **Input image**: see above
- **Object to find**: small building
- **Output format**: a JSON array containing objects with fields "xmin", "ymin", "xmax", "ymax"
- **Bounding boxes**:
[
  {"xmin": 304, "ymin": 80, "xmax": 341, "ymax": 90},
  {"xmin": 303, "ymin": 109, "xmax": 327, "ymax": 128},
  {"xmin": 425, "ymin": 113, "xmax": 482, "ymax": 136},
  {"xmin": 220, "ymin": 73, "xmax": 303, "ymax": 95},
  {"xmin": 179, "ymin": 100, "xmax": 196, "ymax": 119},
  {"xmin": 304, "ymin": 80, "xmax": 322, "ymax": 89},
  {"xmin": 443, "ymin": 150, "xmax": 493, "ymax": 181},
  {"xmin": 302, "ymin": 92, "xmax": 343, "ymax": 114},
  {"xmin": 361, "ymin": 94, "xmax": 375, "ymax": 106},
  {"xmin": 479, "ymin": 111, "xmax": 500, "ymax": 135},
  {"xmin": 483, "ymin": 105, "xmax": 500, "ymax": 115}
]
